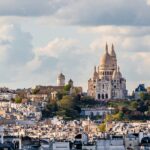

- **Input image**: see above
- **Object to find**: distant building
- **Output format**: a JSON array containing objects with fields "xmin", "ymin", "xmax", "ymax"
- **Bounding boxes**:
[
  {"xmin": 96, "ymin": 135, "xmax": 125, "ymax": 150},
  {"xmin": 0, "ymin": 93, "xmax": 16, "ymax": 101},
  {"xmin": 147, "ymin": 86, "xmax": 150, "ymax": 93},
  {"xmin": 31, "ymin": 74, "xmax": 82, "ymax": 101},
  {"xmin": 134, "ymin": 84, "xmax": 147, "ymax": 100},
  {"xmin": 52, "ymin": 142, "xmax": 70, "ymax": 150},
  {"xmin": 57, "ymin": 73, "xmax": 65, "ymax": 86},
  {"xmin": 88, "ymin": 44, "xmax": 127, "ymax": 100},
  {"xmin": 80, "ymin": 107, "xmax": 113, "ymax": 117}
]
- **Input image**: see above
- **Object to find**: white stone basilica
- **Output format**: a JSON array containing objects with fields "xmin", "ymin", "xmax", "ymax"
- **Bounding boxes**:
[{"xmin": 87, "ymin": 44, "xmax": 127, "ymax": 100}]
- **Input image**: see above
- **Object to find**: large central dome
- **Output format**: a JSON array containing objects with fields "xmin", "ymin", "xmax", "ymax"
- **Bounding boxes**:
[
  {"xmin": 100, "ymin": 44, "xmax": 113, "ymax": 69},
  {"xmin": 100, "ymin": 53, "xmax": 112, "ymax": 67}
]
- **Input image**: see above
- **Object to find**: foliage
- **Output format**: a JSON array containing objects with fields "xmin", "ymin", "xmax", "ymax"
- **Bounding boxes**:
[
  {"xmin": 42, "ymin": 101, "xmax": 58, "ymax": 118},
  {"xmin": 107, "ymin": 99, "xmax": 150, "ymax": 121},
  {"xmin": 131, "ymin": 101, "xmax": 138, "ymax": 109},
  {"xmin": 98, "ymin": 123, "xmax": 106, "ymax": 132},
  {"xmin": 56, "ymin": 92, "xmax": 63, "ymax": 100},
  {"xmin": 15, "ymin": 97, "xmax": 22, "ymax": 103},
  {"xmin": 32, "ymin": 88, "xmax": 40, "ymax": 94},
  {"xmin": 59, "ymin": 96, "xmax": 75, "ymax": 109},
  {"xmin": 113, "ymin": 111, "xmax": 124, "ymax": 121},
  {"xmin": 140, "ymin": 93, "xmax": 150, "ymax": 101},
  {"xmin": 79, "ymin": 96, "xmax": 102, "ymax": 108},
  {"xmin": 64, "ymin": 84, "xmax": 71, "ymax": 92},
  {"xmin": 105, "ymin": 114, "xmax": 113, "ymax": 122}
]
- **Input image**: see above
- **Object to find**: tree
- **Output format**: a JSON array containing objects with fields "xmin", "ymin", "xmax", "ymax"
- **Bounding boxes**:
[
  {"xmin": 32, "ymin": 88, "xmax": 40, "ymax": 94},
  {"xmin": 113, "ymin": 111, "xmax": 124, "ymax": 121},
  {"xmin": 140, "ymin": 93, "xmax": 150, "ymax": 101},
  {"xmin": 56, "ymin": 95, "xmax": 81, "ymax": 120},
  {"xmin": 15, "ymin": 97, "xmax": 22, "ymax": 103},
  {"xmin": 59, "ymin": 96, "xmax": 75, "ymax": 109},
  {"xmin": 98, "ymin": 123, "xmax": 106, "ymax": 132},
  {"xmin": 56, "ymin": 92, "xmax": 63, "ymax": 100},
  {"xmin": 105, "ymin": 114, "xmax": 112, "ymax": 122},
  {"xmin": 131, "ymin": 101, "xmax": 138, "ymax": 109},
  {"xmin": 64, "ymin": 84, "xmax": 71, "ymax": 92}
]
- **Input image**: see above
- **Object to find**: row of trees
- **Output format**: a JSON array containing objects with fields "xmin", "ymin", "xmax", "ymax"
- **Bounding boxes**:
[{"xmin": 108, "ymin": 97, "xmax": 150, "ymax": 121}]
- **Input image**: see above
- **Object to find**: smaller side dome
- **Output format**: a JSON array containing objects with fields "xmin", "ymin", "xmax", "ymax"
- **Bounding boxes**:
[{"xmin": 112, "ymin": 67, "xmax": 122, "ymax": 79}]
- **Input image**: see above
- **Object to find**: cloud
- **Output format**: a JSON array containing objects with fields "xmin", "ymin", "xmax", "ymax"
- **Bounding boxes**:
[
  {"xmin": 53, "ymin": 0, "xmax": 150, "ymax": 26},
  {"xmin": 34, "ymin": 38, "xmax": 79, "ymax": 58},
  {"xmin": 0, "ymin": 24, "xmax": 33, "ymax": 65},
  {"xmin": 0, "ymin": 23, "xmax": 150, "ymax": 93},
  {"xmin": 0, "ymin": 24, "xmax": 34, "ymax": 86},
  {"xmin": 0, "ymin": 0, "xmax": 150, "ymax": 26},
  {"xmin": 79, "ymin": 26, "xmax": 150, "ymax": 37},
  {"xmin": 25, "ymin": 37, "xmax": 97, "ymax": 89},
  {"xmin": 0, "ymin": 0, "xmax": 69, "ymax": 16},
  {"xmin": 83, "ymin": 26, "xmax": 150, "ymax": 53}
]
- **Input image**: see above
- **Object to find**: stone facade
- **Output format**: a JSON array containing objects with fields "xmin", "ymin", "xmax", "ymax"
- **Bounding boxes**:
[{"xmin": 87, "ymin": 44, "xmax": 127, "ymax": 100}]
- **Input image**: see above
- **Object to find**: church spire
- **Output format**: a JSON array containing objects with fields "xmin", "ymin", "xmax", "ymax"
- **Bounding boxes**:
[
  {"xmin": 112, "ymin": 43, "xmax": 114, "ymax": 51},
  {"xmin": 110, "ymin": 43, "xmax": 116, "ymax": 57},
  {"xmin": 105, "ymin": 42, "xmax": 108, "ymax": 54},
  {"xmin": 94, "ymin": 66, "xmax": 97, "ymax": 72},
  {"xmin": 118, "ymin": 66, "xmax": 120, "ymax": 72}
]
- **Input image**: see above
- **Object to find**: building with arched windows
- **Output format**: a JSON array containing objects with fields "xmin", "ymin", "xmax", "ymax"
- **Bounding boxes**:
[{"xmin": 87, "ymin": 44, "xmax": 127, "ymax": 100}]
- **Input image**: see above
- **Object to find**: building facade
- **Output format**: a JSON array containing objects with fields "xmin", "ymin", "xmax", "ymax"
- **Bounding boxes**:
[
  {"xmin": 134, "ymin": 84, "xmax": 147, "ymax": 100},
  {"xmin": 87, "ymin": 44, "xmax": 127, "ymax": 100}
]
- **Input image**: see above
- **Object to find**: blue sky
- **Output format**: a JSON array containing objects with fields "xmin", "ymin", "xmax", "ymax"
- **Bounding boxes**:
[{"xmin": 0, "ymin": 0, "xmax": 150, "ymax": 93}]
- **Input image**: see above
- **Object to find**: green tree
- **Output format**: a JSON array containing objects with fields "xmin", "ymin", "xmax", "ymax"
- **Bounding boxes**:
[
  {"xmin": 64, "ymin": 84, "xmax": 71, "ymax": 92},
  {"xmin": 32, "ymin": 88, "xmax": 40, "ymax": 94},
  {"xmin": 131, "ymin": 101, "xmax": 138, "ymax": 109},
  {"xmin": 56, "ymin": 92, "xmax": 63, "ymax": 100},
  {"xmin": 56, "ymin": 95, "xmax": 81, "ymax": 120},
  {"xmin": 15, "ymin": 97, "xmax": 22, "ymax": 103},
  {"xmin": 113, "ymin": 111, "xmax": 124, "ymax": 121},
  {"xmin": 59, "ymin": 96, "xmax": 75, "ymax": 109},
  {"xmin": 105, "ymin": 114, "xmax": 112, "ymax": 122},
  {"xmin": 140, "ymin": 93, "xmax": 150, "ymax": 101},
  {"xmin": 98, "ymin": 123, "xmax": 106, "ymax": 132}
]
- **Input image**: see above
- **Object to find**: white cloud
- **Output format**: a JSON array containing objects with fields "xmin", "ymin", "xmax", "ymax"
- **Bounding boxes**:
[
  {"xmin": 146, "ymin": 0, "xmax": 150, "ymax": 5},
  {"xmin": 34, "ymin": 38, "xmax": 79, "ymax": 58},
  {"xmin": 82, "ymin": 26, "xmax": 150, "ymax": 53},
  {"xmin": 0, "ymin": 0, "xmax": 150, "ymax": 26},
  {"xmin": 79, "ymin": 26, "xmax": 150, "ymax": 37}
]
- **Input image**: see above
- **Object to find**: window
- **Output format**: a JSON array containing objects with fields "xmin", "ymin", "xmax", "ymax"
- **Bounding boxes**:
[
  {"xmin": 105, "ymin": 94, "xmax": 108, "ymax": 99},
  {"xmin": 103, "ymin": 84, "xmax": 104, "ymax": 89},
  {"xmin": 98, "ymin": 94, "xmax": 100, "ymax": 99},
  {"xmin": 102, "ymin": 94, "xmax": 104, "ymax": 99}
]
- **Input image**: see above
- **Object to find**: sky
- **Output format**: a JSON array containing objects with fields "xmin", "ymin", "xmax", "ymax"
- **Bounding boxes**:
[{"xmin": 0, "ymin": 0, "xmax": 150, "ymax": 93}]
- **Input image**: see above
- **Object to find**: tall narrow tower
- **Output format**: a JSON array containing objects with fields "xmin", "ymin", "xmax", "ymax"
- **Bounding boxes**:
[
  {"xmin": 57, "ymin": 73, "xmax": 65, "ymax": 86},
  {"xmin": 110, "ymin": 44, "xmax": 117, "ymax": 70}
]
